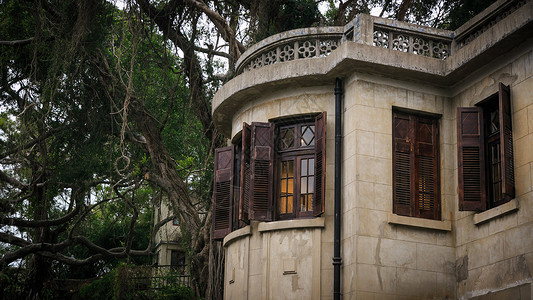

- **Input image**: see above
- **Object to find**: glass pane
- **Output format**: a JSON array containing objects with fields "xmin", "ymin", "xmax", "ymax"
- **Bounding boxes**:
[
  {"xmin": 287, "ymin": 195, "xmax": 293, "ymax": 213},
  {"xmin": 300, "ymin": 195, "xmax": 307, "ymax": 212},
  {"xmin": 281, "ymin": 196, "xmax": 287, "ymax": 213},
  {"xmin": 287, "ymin": 177, "xmax": 293, "ymax": 194},
  {"xmin": 288, "ymin": 160, "xmax": 294, "ymax": 178},
  {"xmin": 490, "ymin": 109, "xmax": 500, "ymax": 134},
  {"xmin": 281, "ymin": 128, "xmax": 295, "ymax": 149},
  {"xmin": 308, "ymin": 176, "xmax": 314, "ymax": 193},
  {"xmin": 281, "ymin": 179, "xmax": 287, "ymax": 195},
  {"xmin": 301, "ymin": 125, "xmax": 315, "ymax": 146},
  {"xmin": 308, "ymin": 158, "xmax": 315, "ymax": 175},
  {"xmin": 301, "ymin": 158, "xmax": 308, "ymax": 176},
  {"xmin": 282, "ymin": 161, "xmax": 288, "ymax": 177},
  {"xmin": 301, "ymin": 177, "xmax": 307, "ymax": 194}
]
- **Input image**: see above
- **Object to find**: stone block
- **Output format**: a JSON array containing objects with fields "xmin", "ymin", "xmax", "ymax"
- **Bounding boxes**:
[
  {"xmin": 512, "ymin": 77, "xmax": 533, "ymax": 113},
  {"xmin": 396, "ymin": 268, "xmax": 437, "ymax": 298},
  {"xmin": 354, "ymin": 80, "xmax": 375, "ymax": 107},
  {"xmin": 344, "ymin": 106, "xmax": 357, "ymax": 135},
  {"xmin": 374, "ymin": 183, "xmax": 392, "ymax": 212},
  {"xmin": 357, "ymin": 208, "xmax": 396, "ymax": 239},
  {"xmin": 529, "ymin": 105, "xmax": 533, "ymax": 134},
  {"xmin": 515, "ymin": 134, "xmax": 533, "ymax": 168},
  {"xmin": 374, "ymin": 132, "xmax": 391, "ymax": 160},
  {"xmin": 356, "ymin": 155, "xmax": 391, "ymax": 185},
  {"xmin": 343, "ymin": 131, "xmax": 356, "ymax": 160},
  {"xmin": 396, "ymin": 225, "xmax": 438, "ymax": 245},
  {"xmin": 379, "ymin": 239, "xmax": 417, "ymax": 269},
  {"xmin": 355, "ymin": 105, "xmax": 391, "ymax": 134},
  {"xmin": 356, "ymin": 235, "xmax": 379, "ymax": 264},
  {"xmin": 517, "ymin": 192, "xmax": 533, "ymax": 226},
  {"xmin": 355, "ymin": 264, "xmax": 397, "ymax": 294},
  {"xmin": 503, "ymin": 223, "xmax": 533, "ymax": 259},
  {"xmin": 356, "ymin": 130, "xmax": 374, "ymax": 156},
  {"xmin": 436, "ymin": 272, "xmax": 456, "ymax": 299},
  {"xmin": 357, "ymin": 181, "xmax": 375, "ymax": 210},
  {"xmin": 467, "ymin": 234, "xmax": 504, "ymax": 270},
  {"xmin": 416, "ymin": 243, "xmax": 455, "ymax": 273},
  {"xmin": 516, "ymin": 163, "xmax": 532, "ymax": 196}
]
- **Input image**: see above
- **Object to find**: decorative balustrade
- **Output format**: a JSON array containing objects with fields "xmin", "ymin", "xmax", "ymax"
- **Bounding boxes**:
[
  {"xmin": 236, "ymin": 27, "xmax": 344, "ymax": 75},
  {"xmin": 235, "ymin": 0, "xmax": 525, "ymax": 75},
  {"xmin": 373, "ymin": 25, "xmax": 451, "ymax": 60},
  {"xmin": 455, "ymin": 0, "xmax": 528, "ymax": 49}
]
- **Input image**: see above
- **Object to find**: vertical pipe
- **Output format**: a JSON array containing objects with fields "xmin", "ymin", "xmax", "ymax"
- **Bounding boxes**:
[{"xmin": 333, "ymin": 78, "xmax": 343, "ymax": 300}]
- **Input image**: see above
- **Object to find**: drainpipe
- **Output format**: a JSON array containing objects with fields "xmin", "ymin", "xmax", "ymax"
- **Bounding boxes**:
[{"xmin": 333, "ymin": 78, "xmax": 343, "ymax": 300}]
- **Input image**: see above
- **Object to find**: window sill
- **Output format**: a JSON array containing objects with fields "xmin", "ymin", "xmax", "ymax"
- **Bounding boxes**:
[
  {"xmin": 258, "ymin": 217, "xmax": 325, "ymax": 233},
  {"xmin": 473, "ymin": 199, "xmax": 519, "ymax": 225},
  {"xmin": 223, "ymin": 225, "xmax": 252, "ymax": 247},
  {"xmin": 387, "ymin": 213, "xmax": 452, "ymax": 231}
]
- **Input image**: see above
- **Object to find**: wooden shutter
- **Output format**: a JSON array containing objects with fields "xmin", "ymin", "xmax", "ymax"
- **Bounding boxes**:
[
  {"xmin": 249, "ymin": 122, "xmax": 274, "ymax": 221},
  {"xmin": 239, "ymin": 123, "xmax": 251, "ymax": 223},
  {"xmin": 457, "ymin": 107, "xmax": 486, "ymax": 211},
  {"xmin": 314, "ymin": 112, "xmax": 326, "ymax": 216},
  {"xmin": 212, "ymin": 146, "xmax": 234, "ymax": 240},
  {"xmin": 393, "ymin": 112, "xmax": 414, "ymax": 216},
  {"xmin": 415, "ymin": 117, "xmax": 440, "ymax": 220},
  {"xmin": 499, "ymin": 83, "xmax": 515, "ymax": 201}
]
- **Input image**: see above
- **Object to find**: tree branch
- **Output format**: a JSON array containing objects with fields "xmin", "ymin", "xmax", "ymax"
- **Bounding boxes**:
[{"xmin": 0, "ymin": 38, "xmax": 34, "ymax": 46}]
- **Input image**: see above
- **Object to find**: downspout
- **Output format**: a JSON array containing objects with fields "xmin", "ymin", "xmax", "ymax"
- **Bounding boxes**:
[{"xmin": 333, "ymin": 78, "xmax": 343, "ymax": 300}]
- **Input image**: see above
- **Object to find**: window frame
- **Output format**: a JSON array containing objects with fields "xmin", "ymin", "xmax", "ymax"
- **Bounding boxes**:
[
  {"xmin": 392, "ymin": 108, "xmax": 441, "ymax": 220},
  {"xmin": 457, "ymin": 83, "xmax": 514, "ymax": 212}
]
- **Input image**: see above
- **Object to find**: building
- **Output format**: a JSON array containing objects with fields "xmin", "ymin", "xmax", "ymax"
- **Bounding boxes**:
[{"xmin": 211, "ymin": 0, "xmax": 533, "ymax": 298}]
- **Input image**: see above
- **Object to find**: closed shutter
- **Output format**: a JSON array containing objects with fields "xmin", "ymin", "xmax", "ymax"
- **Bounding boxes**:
[
  {"xmin": 415, "ymin": 117, "xmax": 440, "ymax": 219},
  {"xmin": 314, "ymin": 112, "xmax": 326, "ymax": 216},
  {"xmin": 249, "ymin": 122, "xmax": 274, "ymax": 221},
  {"xmin": 393, "ymin": 112, "xmax": 414, "ymax": 216},
  {"xmin": 212, "ymin": 146, "xmax": 234, "ymax": 240},
  {"xmin": 499, "ymin": 83, "xmax": 515, "ymax": 202},
  {"xmin": 457, "ymin": 107, "xmax": 486, "ymax": 211},
  {"xmin": 239, "ymin": 122, "xmax": 251, "ymax": 223}
]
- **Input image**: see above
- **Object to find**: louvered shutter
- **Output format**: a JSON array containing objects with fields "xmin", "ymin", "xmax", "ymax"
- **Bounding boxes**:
[
  {"xmin": 499, "ymin": 83, "xmax": 515, "ymax": 201},
  {"xmin": 249, "ymin": 122, "xmax": 274, "ymax": 221},
  {"xmin": 415, "ymin": 117, "xmax": 440, "ymax": 220},
  {"xmin": 239, "ymin": 123, "xmax": 251, "ymax": 223},
  {"xmin": 314, "ymin": 112, "xmax": 326, "ymax": 216},
  {"xmin": 393, "ymin": 112, "xmax": 414, "ymax": 216},
  {"xmin": 457, "ymin": 107, "xmax": 486, "ymax": 211},
  {"xmin": 212, "ymin": 146, "xmax": 234, "ymax": 240}
]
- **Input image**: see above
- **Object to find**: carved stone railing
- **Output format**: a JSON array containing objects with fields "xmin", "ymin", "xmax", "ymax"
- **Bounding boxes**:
[
  {"xmin": 372, "ymin": 24, "xmax": 452, "ymax": 60},
  {"xmin": 235, "ymin": 0, "xmax": 527, "ymax": 74},
  {"xmin": 235, "ymin": 27, "xmax": 344, "ymax": 75},
  {"xmin": 454, "ymin": 0, "xmax": 529, "ymax": 49}
]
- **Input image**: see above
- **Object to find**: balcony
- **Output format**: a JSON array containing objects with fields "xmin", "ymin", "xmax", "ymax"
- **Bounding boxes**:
[{"xmin": 213, "ymin": 0, "xmax": 533, "ymax": 137}]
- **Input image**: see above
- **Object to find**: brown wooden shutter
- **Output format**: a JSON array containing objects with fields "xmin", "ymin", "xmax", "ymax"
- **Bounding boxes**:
[
  {"xmin": 457, "ymin": 107, "xmax": 486, "ymax": 211},
  {"xmin": 314, "ymin": 112, "xmax": 326, "ymax": 216},
  {"xmin": 499, "ymin": 83, "xmax": 515, "ymax": 201},
  {"xmin": 393, "ymin": 112, "xmax": 414, "ymax": 216},
  {"xmin": 415, "ymin": 117, "xmax": 440, "ymax": 220},
  {"xmin": 249, "ymin": 122, "xmax": 274, "ymax": 221},
  {"xmin": 239, "ymin": 123, "xmax": 251, "ymax": 223},
  {"xmin": 212, "ymin": 146, "xmax": 234, "ymax": 240}
]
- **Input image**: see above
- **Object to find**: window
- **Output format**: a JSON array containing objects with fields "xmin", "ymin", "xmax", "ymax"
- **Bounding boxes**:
[
  {"xmin": 457, "ymin": 83, "xmax": 514, "ymax": 211},
  {"xmin": 212, "ymin": 113, "xmax": 326, "ymax": 239},
  {"xmin": 277, "ymin": 120, "xmax": 317, "ymax": 219},
  {"xmin": 393, "ymin": 109, "xmax": 440, "ymax": 220}
]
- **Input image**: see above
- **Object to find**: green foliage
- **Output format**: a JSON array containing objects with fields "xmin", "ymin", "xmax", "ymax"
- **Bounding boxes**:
[{"xmin": 79, "ymin": 269, "xmax": 117, "ymax": 300}]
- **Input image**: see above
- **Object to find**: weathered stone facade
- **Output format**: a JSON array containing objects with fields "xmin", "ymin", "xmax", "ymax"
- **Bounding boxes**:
[{"xmin": 213, "ymin": 0, "xmax": 533, "ymax": 299}]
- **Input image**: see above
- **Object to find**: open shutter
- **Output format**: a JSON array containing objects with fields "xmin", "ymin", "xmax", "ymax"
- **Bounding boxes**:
[
  {"xmin": 249, "ymin": 122, "xmax": 274, "ymax": 221},
  {"xmin": 499, "ymin": 83, "xmax": 515, "ymax": 201},
  {"xmin": 415, "ymin": 117, "xmax": 440, "ymax": 220},
  {"xmin": 212, "ymin": 146, "xmax": 234, "ymax": 240},
  {"xmin": 239, "ymin": 123, "xmax": 251, "ymax": 223},
  {"xmin": 393, "ymin": 112, "xmax": 414, "ymax": 216},
  {"xmin": 314, "ymin": 112, "xmax": 326, "ymax": 216},
  {"xmin": 457, "ymin": 107, "xmax": 486, "ymax": 211}
]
